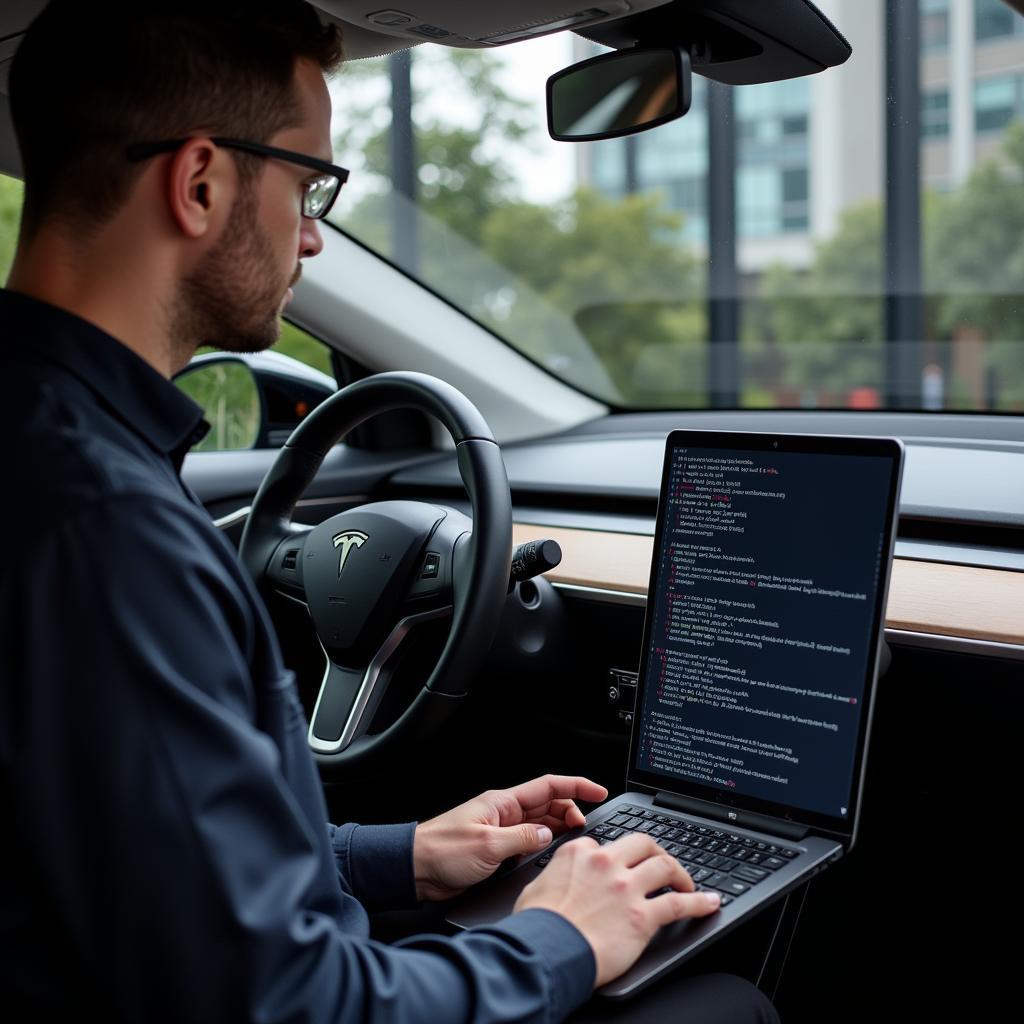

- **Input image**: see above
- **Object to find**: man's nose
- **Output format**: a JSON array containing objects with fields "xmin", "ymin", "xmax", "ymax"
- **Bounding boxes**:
[{"xmin": 299, "ymin": 218, "xmax": 323, "ymax": 259}]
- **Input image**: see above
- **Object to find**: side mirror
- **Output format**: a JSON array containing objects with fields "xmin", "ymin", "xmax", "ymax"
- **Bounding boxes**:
[
  {"xmin": 175, "ymin": 357, "xmax": 261, "ymax": 452},
  {"xmin": 174, "ymin": 352, "xmax": 336, "ymax": 451},
  {"xmin": 547, "ymin": 47, "xmax": 692, "ymax": 142}
]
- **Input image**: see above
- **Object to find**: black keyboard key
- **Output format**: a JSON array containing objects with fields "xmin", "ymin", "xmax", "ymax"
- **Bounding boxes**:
[
  {"xmin": 732, "ymin": 847, "xmax": 750, "ymax": 861},
  {"xmin": 705, "ymin": 871, "xmax": 728, "ymax": 888},
  {"xmin": 665, "ymin": 843, "xmax": 683, "ymax": 856},
  {"xmin": 663, "ymin": 828, "xmax": 681, "ymax": 841},
  {"xmin": 693, "ymin": 826, "xmax": 711, "ymax": 835},
  {"xmin": 688, "ymin": 836, "xmax": 707, "ymax": 848},
  {"xmin": 704, "ymin": 840, "xmax": 722, "ymax": 853},
  {"xmin": 591, "ymin": 824, "xmax": 609, "ymax": 836},
  {"xmin": 637, "ymin": 821, "xmax": 656, "ymax": 833},
  {"xmin": 607, "ymin": 814, "xmax": 631, "ymax": 827},
  {"xmin": 779, "ymin": 848, "xmax": 799, "ymax": 860},
  {"xmin": 621, "ymin": 816, "xmax": 642, "ymax": 830},
  {"xmin": 733, "ymin": 866, "xmax": 769, "ymax": 883},
  {"xmin": 714, "ymin": 878, "xmax": 751, "ymax": 897},
  {"xmin": 755, "ymin": 842, "xmax": 768, "ymax": 851},
  {"xmin": 693, "ymin": 851, "xmax": 715, "ymax": 865},
  {"xmin": 762, "ymin": 856, "xmax": 786, "ymax": 871},
  {"xmin": 650, "ymin": 825, "xmax": 669, "ymax": 837},
  {"xmin": 605, "ymin": 828, "xmax": 624, "ymax": 840},
  {"xmin": 742, "ymin": 838, "xmax": 756, "ymax": 847},
  {"xmin": 746, "ymin": 852, "xmax": 764, "ymax": 865},
  {"xmin": 692, "ymin": 868, "xmax": 712, "ymax": 882},
  {"xmin": 718, "ymin": 894, "xmax": 734, "ymax": 907},
  {"xmin": 642, "ymin": 810, "xmax": 659, "ymax": 820}
]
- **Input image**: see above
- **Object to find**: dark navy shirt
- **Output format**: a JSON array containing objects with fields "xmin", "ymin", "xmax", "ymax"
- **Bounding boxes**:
[{"xmin": 0, "ymin": 289, "xmax": 594, "ymax": 1021}]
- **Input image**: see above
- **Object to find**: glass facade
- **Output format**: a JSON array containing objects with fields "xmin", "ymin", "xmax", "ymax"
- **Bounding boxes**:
[
  {"xmin": 922, "ymin": 0, "xmax": 950, "ymax": 52},
  {"xmin": 736, "ymin": 78, "xmax": 810, "ymax": 237},
  {"xmin": 975, "ymin": 0, "xmax": 1022, "ymax": 42},
  {"xmin": 921, "ymin": 89, "xmax": 951, "ymax": 138},
  {"xmin": 974, "ymin": 74, "xmax": 1020, "ymax": 132}
]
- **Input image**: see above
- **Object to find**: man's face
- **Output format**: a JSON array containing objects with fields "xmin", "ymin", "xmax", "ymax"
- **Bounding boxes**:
[{"xmin": 177, "ymin": 59, "xmax": 332, "ymax": 353}]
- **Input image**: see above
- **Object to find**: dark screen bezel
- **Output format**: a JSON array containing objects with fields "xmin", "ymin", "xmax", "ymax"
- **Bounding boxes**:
[{"xmin": 625, "ymin": 429, "xmax": 904, "ymax": 839}]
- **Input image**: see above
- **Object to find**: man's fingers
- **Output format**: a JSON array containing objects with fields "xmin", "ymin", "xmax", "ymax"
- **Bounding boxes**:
[
  {"xmin": 523, "ymin": 799, "xmax": 587, "ymax": 831},
  {"xmin": 631, "ymin": 853, "xmax": 694, "ymax": 895},
  {"xmin": 604, "ymin": 831, "xmax": 666, "ymax": 867},
  {"xmin": 498, "ymin": 775, "xmax": 608, "ymax": 823},
  {"xmin": 485, "ymin": 822, "xmax": 554, "ymax": 862},
  {"xmin": 648, "ymin": 888, "xmax": 721, "ymax": 928}
]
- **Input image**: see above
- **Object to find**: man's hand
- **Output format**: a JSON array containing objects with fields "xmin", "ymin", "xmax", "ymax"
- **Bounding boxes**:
[
  {"xmin": 514, "ymin": 833, "xmax": 721, "ymax": 987},
  {"xmin": 413, "ymin": 774, "xmax": 607, "ymax": 901}
]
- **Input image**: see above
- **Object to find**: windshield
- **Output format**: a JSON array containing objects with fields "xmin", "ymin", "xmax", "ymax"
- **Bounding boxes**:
[{"xmin": 328, "ymin": 0, "xmax": 1024, "ymax": 413}]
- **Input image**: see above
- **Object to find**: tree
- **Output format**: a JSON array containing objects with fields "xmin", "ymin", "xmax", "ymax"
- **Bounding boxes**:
[
  {"xmin": 334, "ymin": 50, "xmax": 707, "ymax": 406},
  {"xmin": 482, "ymin": 188, "xmax": 705, "ymax": 404}
]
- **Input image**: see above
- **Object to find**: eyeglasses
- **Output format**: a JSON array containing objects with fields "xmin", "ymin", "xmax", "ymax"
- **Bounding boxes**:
[{"xmin": 125, "ymin": 137, "xmax": 350, "ymax": 220}]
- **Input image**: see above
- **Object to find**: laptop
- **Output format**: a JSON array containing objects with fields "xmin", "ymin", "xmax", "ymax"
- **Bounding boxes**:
[{"xmin": 448, "ymin": 429, "xmax": 904, "ymax": 998}]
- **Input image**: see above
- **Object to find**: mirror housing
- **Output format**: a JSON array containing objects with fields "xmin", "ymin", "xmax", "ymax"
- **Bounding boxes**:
[
  {"xmin": 547, "ymin": 47, "xmax": 692, "ymax": 142},
  {"xmin": 174, "ymin": 351, "xmax": 336, "ymax": 450}
]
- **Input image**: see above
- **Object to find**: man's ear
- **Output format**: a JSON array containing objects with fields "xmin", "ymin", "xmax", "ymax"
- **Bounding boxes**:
[{"xmin": 165, "ymin": 139, "xmax": 233, "ymax": 239}]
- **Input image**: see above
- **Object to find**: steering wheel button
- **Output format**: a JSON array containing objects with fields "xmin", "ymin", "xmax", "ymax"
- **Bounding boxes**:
[{"xmin": 421, "ymin": 552, "xmax": 441, "ymax": 579}]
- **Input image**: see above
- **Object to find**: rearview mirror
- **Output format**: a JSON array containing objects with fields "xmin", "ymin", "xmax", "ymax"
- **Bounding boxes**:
[{"xmin": 547, "ymin": 47, "xmax": 692, "ymax": 142}]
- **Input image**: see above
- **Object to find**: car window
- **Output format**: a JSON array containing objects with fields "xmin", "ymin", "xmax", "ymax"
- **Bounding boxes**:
[{"xmin": 327, "ymin": 3, "xmax": 1024, "ymax": 413}]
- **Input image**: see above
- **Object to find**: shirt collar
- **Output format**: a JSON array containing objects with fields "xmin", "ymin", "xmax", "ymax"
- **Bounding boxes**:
[{"xmin": 0, "ymin": 288, "xmax": 209, "ymax": 470}]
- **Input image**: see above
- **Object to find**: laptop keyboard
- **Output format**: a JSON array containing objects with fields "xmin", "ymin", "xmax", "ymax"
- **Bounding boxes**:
[{"xmin": 534, "ymin": 805, "xmax": 800, "ymax": 908}]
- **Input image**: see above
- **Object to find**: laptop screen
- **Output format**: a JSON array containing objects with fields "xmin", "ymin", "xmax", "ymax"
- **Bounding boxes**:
[{"xmin": 628, "ymin": 432, "xmax": 903, "ymax": 835}]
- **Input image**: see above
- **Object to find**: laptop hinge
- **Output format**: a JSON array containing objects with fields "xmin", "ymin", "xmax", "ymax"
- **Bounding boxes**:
[{"xmin": 653, "ymin": 792, "xmax": 809, "ymax": 841}]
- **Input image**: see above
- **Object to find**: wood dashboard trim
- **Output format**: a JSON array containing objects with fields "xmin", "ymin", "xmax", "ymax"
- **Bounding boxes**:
[{"xmin": 512, "ymin": 523, "xmax": 1024, "ymax": 646}]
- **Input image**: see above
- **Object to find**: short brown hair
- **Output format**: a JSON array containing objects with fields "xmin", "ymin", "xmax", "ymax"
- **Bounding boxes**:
[{"xmin": 10, "ymin": 0, "xmax": 343, "ymax": 236}]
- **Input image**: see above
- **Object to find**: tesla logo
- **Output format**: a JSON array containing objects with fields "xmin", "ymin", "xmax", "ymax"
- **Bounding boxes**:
[
  {"xmin": 332, "ymin": 530, "xmax": 369, "ymax": 577},
  {"xmin": 727, "ymin": 811, "xmax": 737, "ymax": 821}
]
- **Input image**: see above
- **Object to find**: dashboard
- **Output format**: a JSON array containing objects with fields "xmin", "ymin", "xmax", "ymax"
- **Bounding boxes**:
[{"xmin": 389, "ymin": 409, "xmax": 1024, "ymax": 659}]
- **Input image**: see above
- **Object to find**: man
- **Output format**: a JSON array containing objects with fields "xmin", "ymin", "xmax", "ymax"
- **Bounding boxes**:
[{"xmin": 0, "ymin": 2, "xmax": 779, "ymax": 1021}]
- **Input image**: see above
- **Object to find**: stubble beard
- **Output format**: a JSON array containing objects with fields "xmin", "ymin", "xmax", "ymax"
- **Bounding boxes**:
[{"xmin": 173, "ymin": 187, "xmax": 291, "ymax": 356}]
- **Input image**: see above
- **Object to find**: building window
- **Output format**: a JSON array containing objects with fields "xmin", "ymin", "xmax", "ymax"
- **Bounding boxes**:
[
  {"xmin": 921, "ymin": 0, "xmax": 950, "ymax": 52},
  {"xmin": 975, "ymin": 0, "xmax": 1020, "ymax": 42},
  {"xmin": 921, "ymin": 89, "xmax": 950, "ymax": 138},
  {"xmin": 974, "ymin": 75, "xmax": 1017, "ymax": 132}
]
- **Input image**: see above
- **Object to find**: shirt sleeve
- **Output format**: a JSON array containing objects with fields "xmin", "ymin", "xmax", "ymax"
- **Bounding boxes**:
[
  {"xmin": 1, "ymin": 494, "xmax": 596, "ymax": 1024},
  {"xmin": 327, "ymin": 821, "xmax": 420, "ymax": 912}
]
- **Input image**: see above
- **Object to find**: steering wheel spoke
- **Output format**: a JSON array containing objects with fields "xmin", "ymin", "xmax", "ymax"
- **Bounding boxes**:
[{"xmin": 308, "ymin": 606, "xmax": 452, "ymax": 755}]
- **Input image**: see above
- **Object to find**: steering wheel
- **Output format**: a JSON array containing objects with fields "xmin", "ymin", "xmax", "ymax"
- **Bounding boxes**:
[{"xmin": 239, "ymin": 372, "xmax": 512, "ymax": 773}]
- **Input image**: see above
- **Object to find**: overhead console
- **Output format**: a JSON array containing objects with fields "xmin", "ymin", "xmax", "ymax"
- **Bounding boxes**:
[{"xmin": 312, "ymin": 1, "xmax": 851, "ymax": 84}]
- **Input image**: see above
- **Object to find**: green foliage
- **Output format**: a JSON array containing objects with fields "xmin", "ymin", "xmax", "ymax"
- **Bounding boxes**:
[
  {"xmin": 0, "ymin": 174, "xmax": 24, "ymax": 284},
  {"xmin": 275, "ymin": 320, "xmax": 333, "ymax": 377},
  {"xmin": 482, "ymin": 188, "xmax": 705, "ymax": 403},
  {"xmin": 175, "ymin": 360, "xmax": 260, "ymax": 451}
]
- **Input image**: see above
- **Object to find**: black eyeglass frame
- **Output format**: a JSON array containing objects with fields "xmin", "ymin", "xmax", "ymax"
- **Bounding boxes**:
[{"xmin": 125, "ymin": 137, "xmax": 350, "ymax": 220}]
